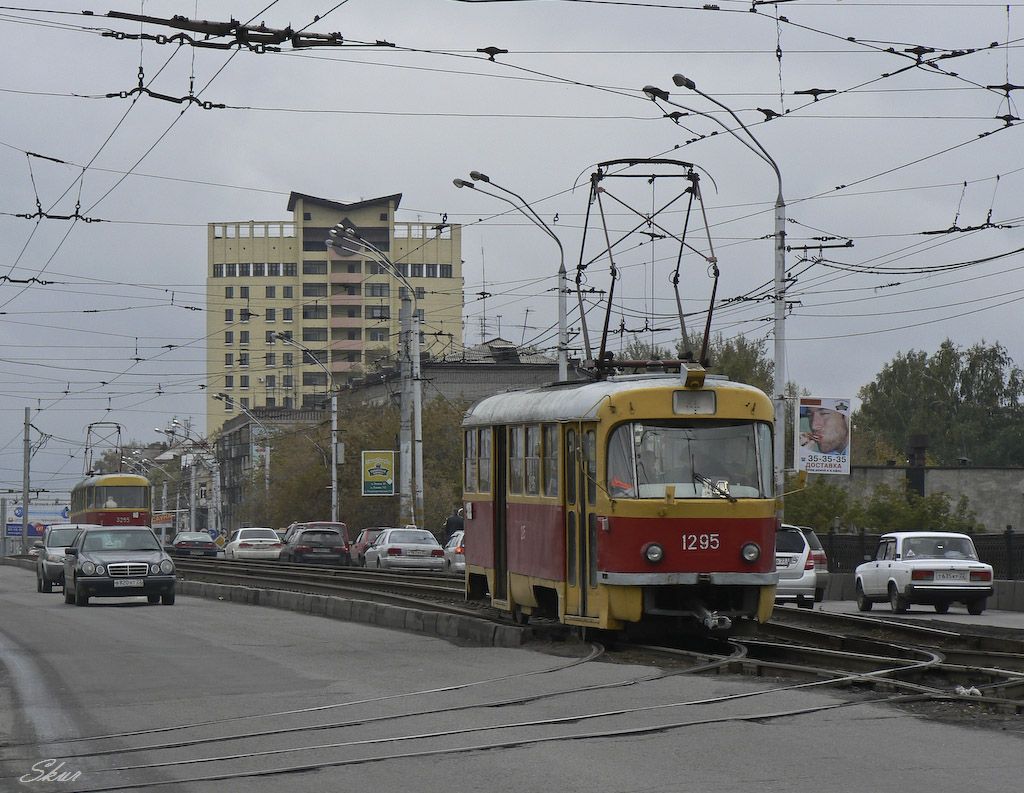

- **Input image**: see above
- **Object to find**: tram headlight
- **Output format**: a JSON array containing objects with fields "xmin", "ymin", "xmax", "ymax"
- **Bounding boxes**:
[
  {"xmin": 81, "ymin": 561, "xmax": 95, "ymax": 575},
  {"xmin": 643, "ymin": 543, "xmax": 665, "ymax": 564},
  {"xmin": 741, "ymin": 543, "xmax": 761, "ymax": 563}
]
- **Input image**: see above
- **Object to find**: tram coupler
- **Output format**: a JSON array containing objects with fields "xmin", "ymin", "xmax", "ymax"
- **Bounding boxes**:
[{"xmin": 693, "ymin": 605, "xmax": 732, "ymax": 631}]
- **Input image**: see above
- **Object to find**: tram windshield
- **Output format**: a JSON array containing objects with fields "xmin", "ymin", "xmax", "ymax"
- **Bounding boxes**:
[{"xmin": 607, "ymin": 420, "xmax": 773, "ymax": 499}]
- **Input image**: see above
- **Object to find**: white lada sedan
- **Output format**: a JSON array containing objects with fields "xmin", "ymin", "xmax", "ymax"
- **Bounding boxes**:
[{"xmin": 855, "ymin": 531, "xmax": 994, "ymax": 615}]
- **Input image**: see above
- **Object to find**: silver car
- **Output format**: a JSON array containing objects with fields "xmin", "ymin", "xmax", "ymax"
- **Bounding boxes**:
[
  {"xmin": 35, "ymin": 524, "xmax": 98, "ymax": 593},
  {"xmin": 443, "ymin": 530, "xmax": 465, "ymax": 574},
  {"xmin": 364, "ymin": 527, "xmax": 445, "ymax": 571},
  {"xmin": 774, "ymin": 524, "xmax": 816, "ymax": 608}
]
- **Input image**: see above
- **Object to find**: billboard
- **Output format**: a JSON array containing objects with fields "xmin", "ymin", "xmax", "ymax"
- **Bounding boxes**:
[
  {"xmin": 362, "ymin": 451, "xmax": 396, "ymax": 496},
  {"xmin": 5, "ymin": 504, "xmax": 72, "ymax": 538},
  {"xmin": 795, "ymin": 397, "xmax": 852, "ymax": 475}
]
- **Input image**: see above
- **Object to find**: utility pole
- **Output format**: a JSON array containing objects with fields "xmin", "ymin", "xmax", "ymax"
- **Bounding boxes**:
[
  {"xmin": 399, "ymin": 291, "xmax": 414, "ymax": 525},
  {"xmin": 412, "ymin": 310, "xmax": 424, "ymax": 525},
  {"xmin": 21, "ymin": 407, "xmax": 29, "ymax": 554}
]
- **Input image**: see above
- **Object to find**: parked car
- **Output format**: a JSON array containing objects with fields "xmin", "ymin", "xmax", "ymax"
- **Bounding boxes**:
[
  {"xmin": 855, "ymin": 531, "xmax": 994, "ymax": 614},
  {"xmin": 443, "ymin": 530, "xmax": 465, "ymax": 574},
  {"xmin": 774, "ymin": 524, "xmax": 816, "ymax": 609},
  {"xmin": 350, "ymin": 528, "xmax": 383, "ymax": 566},
  {"xmin": 798, "ymin": 526, "xmax": 830, "ymax": 602},
  {"xmin": 363, "ymin": 527, "xmax": 445, "ymax": 571},
  {"xmin": 63, "ymin": 525, "xmax": 176, "ymax": 606},
  {"xmin": 35, "ymin": 524, "xmax": 96, "ymax": 592},
  {"xmin": 224, "ymin": 527, "xmax": 284, "ymax": 560},
  {"xmin": 169, "ymin": 531, "xmax": 219, "ymax": 558},
  {"xmin": 279, "ymin": 527, "xmax": 350, "ymax": 565}
]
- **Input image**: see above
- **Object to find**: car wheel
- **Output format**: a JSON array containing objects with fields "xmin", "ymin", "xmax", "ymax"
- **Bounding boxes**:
[
  {"xmin": 41, "ymin": 575, "xmax": 53, "ymax": 593},
  {"xmin": 36, "ymin": 574, "xmax": 43, "ymax": 593},
  {"xmin": 967, "ymin": 598, "xmax": 986, "ymax": 616},
  {"xmin": 934, "ymin": 602, "xmax": 950, "ymax": 614},
  {"xmin": 148, "ymin": 594, "xmax": 161, "ymax": 605},
  {"xmin": 797, "ymin": 596, "xmax": 814, "ymax": 610},
  {"xmin": 888, "ymin": 583, "xmax": 909, "ymax": 613},
  {"xmin": 814, "ymin": 588, "xmax": 825, "ymax": 603},
  {"xmin": 64, "ymin": 584, "xmax": 74, "ymax": 605},
  {"xmin": 359, "ymin": 556, "xmax": 366, "ymax": 568},
  {"xmin": 445, "ymin": 560, "xmax": 452, "ymax": 572},
  {"xmin": 855, "ymin": 581, "xmax": 873, "ymax": 612},
  {"xmin": 75, "ymin": 586, "xmax": 89, "ymax": 607},
  {"xmin": 161, "ymin": 591, "xmax": 176, "ymax": 606}
]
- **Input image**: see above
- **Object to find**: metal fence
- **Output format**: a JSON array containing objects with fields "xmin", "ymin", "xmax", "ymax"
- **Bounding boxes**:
[{"xmin": 821, "ymin": 529, "xmax": 1024, "ymax": 580}]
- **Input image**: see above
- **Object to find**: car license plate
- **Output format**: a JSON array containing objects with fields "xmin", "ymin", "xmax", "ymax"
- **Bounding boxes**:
[
  {"xmin": 113, "ymin": 578, "xmax": 144, "ymax": 588},
  {"xmin": 935, "ymin": 571, "xmax": 967, "ymax": 581},
  {"xmin": 775, "ymin": 556, "xmax": 791, "ymax": 567},
  {"xmin": 190, "ymin": 550, "xmax": 205, "ymax": 555},
  {"xmin": 313, "ymin": 548, "xmax": 331, "ymax": 553},
  {"xmin": 410, "ymin": 549, "xmax": 427, "ymax": 556}
]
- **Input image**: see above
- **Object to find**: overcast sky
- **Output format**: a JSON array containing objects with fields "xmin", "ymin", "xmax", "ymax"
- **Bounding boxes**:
[{"xmin": 1, "ymin": 0, "xmax": 1022, "ymax": 498}]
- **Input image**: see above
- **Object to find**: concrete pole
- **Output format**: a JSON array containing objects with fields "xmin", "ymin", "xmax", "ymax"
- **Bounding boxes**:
[
  {"xmin": 399, "ymin": 292, "xmax": 414, "ymax": 525},
  {"xmin": 21, "ymin": 406, "xmax": 29, "ymax": 554},
  {"xmin": 330, "ymin": 392, "xmax": 338, "ymax": 523},
  {"xmin": 773, "ymin": 187, "xmax": 787, "ymax": 519},
  {"xmin": 412, "ymin": 312, "xmax": 424, "ymax": 526},
  {"xmin": 189, "ymin": 454, "xmax": 197, "ymax": 532},
  {"xmin": 1, "ymin": 498, "xmax": 7, "ymax": 557}
]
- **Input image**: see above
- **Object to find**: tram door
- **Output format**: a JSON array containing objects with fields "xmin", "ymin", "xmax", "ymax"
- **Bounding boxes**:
[
  {"xmin": 493, "ymin": 424, "xmax": 508, "ymax": 601},
  {"xmin": 564, "ymin": 423, "xmax": 598, "ymax": 619}
]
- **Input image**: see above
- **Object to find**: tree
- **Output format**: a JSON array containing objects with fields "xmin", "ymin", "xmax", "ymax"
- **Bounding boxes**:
[
  {"xmin": 846, "ymin": 484, "xmax": 981, "ymax": 533},
  {"xmin": 857, "ymin": 339, "xmax": 1024, "ymax": 466},
  {"xmin": 783, "ymin": 475, "xmax": 849, "ymax": 531}
]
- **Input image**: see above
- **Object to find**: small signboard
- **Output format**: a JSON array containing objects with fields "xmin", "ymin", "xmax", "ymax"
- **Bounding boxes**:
[
  {"xmin": 362, "ymin": 451, "xmax": 396, "ymax": 497},
  {"xmin": 795, "ymin": 396, "xmax": 852, "ymax": 476},
  {"xmin": 4, "ymin": 505, "xmax": 71, "ymax": 537}
]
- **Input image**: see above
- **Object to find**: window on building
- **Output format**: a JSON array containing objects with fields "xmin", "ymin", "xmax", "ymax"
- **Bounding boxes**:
[
  {"xmin": 303, "ymin": 212, "xmax": 312, "ymax": 221},
  {"xmin": 368, "ymin": 328, "xmax": 388, "ymax": 342},
  {"xmin": 440, "ymin": 264, "xmax": 453, "ymax": 278},
  {"xmin": 303, "ymin": 283, "xmax": 328, "ymax": 298},
  {"xmin": 265, "ymin": 352, "xmax": 276, "ymax": 367},
  {"xmin": 366, "ymin": 283, "xmax": 389, "ymax": 297},
  {"xmin": 265, "ymin": 307, "xmax": 276, "ymax": 322},
  {"xmin": 415, "ymin": 308, "xmax": 425, "ymax": 322},
  {"xmin": 283, "ymin": 396, "xmax": 293, "ymax": 408},
  {"xmin": 425, "ymin": 263, "xmax": 438, "ymax": 278},
  {"xmin": 265, "ymin": 285, "xmax": 276, "ymax": 299},
  {"xmin": 266, "ymin": 375, "xmax": 276, "ymax": 388},
  {"xmin": 239, "ymin": 331, "xmax": 250, "ymax": 345},
  {"xmin": 240, "ymin": 397, "xmax": 250, "ymax": 409},
  {"xmin": 213, "ymin": 264, "xmax": 225, "ymax": 278},
  {"xmin": 283, "ymin": 286, "xmax": 294, "ymax": 299},
  {"xmin": 302, "ymin": 327, "xmax": 328, "ymax": 342},
  {"xmin": 240, "ymin": 375, "xmax": 249, "ymax": 389},
  {"xmin": 397, "ymin": 263, "xmax": 409, "ymax": 278},
  {"xmin": 283, "ymin": 308, "xmax": 293, "ymax": 322},
  {"xmin": 279, "ymin": 330, "xmax": 293, "ymax": 341},
  {"xmin": 303, "ymin": 305, "xmax": 328, "ymax": 319},
  {"xmin": 240, "ymin": 308, "xmax": 251, "ymax": 322},
  {"xmin": 367, "ymin": 305, "xmax": 390, "ymax": 319},
  {"xmin": 265, "ymin": 397, "xmax": 276, "ymax": 407},
  {"xmin": 239, "ymin": 352, "xmax": 250, "ymax": 367},
  {"xmin": 346, "ymin": 307, "xmax": 359, "ymax": 318},
  {"xmin": 303, "ymin": 371, "xmax": 328, "ymax": 387},
  {"xmin": 224, "ymin": 286, "xmax": 234, "ymax": 299},
  {"xmin": 283, "ymin": 374, "xmax": 294, "ymax": 388},
  {"xmin": 224, "ymin": 331, "xmax": 234, "ymax": 345},
  {"xmin": 366, "ymin": 262, "xmax": 386, "ymax": 275},
  {"xmin": 415, "ymin": 287, "xmax": 425, "ymax": 300},
  {"xmin": 283, "ymin": 263, "xmax": 297, "ymax": 276},
  {"xmin": 225, "ymin": 353, "xmax": 234, "ymax": 367},
  {"xmin": 252, "ymin": 263, "xmax": 265, "ymax": 276},
  {"xmin": 303, "ymin": 260, "xmax": 328, "ymax": 275},
  {"xmin": 411, "ymin": 263, "xmax": 423, "ymax": 278},
  {"xmin": 239, "ymin": 286, "xmax": 249, "ymax": 299},
  {"xmin": 238, "ymin": 263, "xmax": 250, "ymax": 277},
  {"xmin": 283, "ymin": 352, "xmax": 294, "ymax": 366},
  {"xmin": 304, "ymin": 349, "xmax": 327, "ymax": 365},
  {"xmin": 224, "ymin": 375, "xmax": 233, "ymax": 388},
  {"xmin": 268, "ymin": 263, "xmax": 281, "ymax": 276},
  {"xmin": 380, "ymin": 212, "xmax": 388, "ymax": 221},
  {"xmin": 224, "ymin": 309, "xmax": 234, "ymax": 322},
  {"xmin": 265, "ymin": 331, "xmax": 275, "ymax": 344},
  {"xmin": 225, "ymin": 263, "xmax": 237, "ymax": 277}
]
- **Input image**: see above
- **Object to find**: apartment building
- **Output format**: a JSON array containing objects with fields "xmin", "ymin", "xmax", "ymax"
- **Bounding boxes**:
[{"xmin": 206, "ymin": 191, "xmax": 464, "ymax": 432}]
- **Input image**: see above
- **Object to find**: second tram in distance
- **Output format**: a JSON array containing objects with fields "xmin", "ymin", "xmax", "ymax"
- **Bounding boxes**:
[
  {"xmin": 462, "ymin": 366, "xmax": 778, "ymax": 633},
  {"xmin": 70, "ymin": 472, "xmax": 152, "ymax": 527}
]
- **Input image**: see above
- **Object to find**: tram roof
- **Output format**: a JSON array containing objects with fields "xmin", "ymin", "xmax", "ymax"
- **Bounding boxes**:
[
  {"xmin": 74, "ymin": 472, "xmax": 149, "ymax": 488},
  {"xmin": 463, "ymin": 373, "xmax": 767, "ymax": 426}
]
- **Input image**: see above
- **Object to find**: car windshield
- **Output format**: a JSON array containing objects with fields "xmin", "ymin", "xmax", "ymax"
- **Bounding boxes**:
[
  {"xmin": 240, "ymin": 529, "xmax": 279, "ymax": 540},
  {"xmin": 82, "ymin": 529, "xmax": 160, "ymax": 552},
  {"xmin": 47, "ymin": 528, "xmax": 79, "ymax": 547},
  {"xmin": 607, "ymin": 419, "xmax": 773, "ymax": 499},
  {"xmin": 389, "ymin": 530, "xmax": 438, "ymax": 545},
  {"xmin": 776, "ymin": 529, "xmax": 806, "ymax": 553},
  {"xmin": 300, "ymin": 531, "xmax": 341, "ymax": 545},
  {"xmin": 902, "ymin": 536, "xmax": 978, "ymax": 561}
]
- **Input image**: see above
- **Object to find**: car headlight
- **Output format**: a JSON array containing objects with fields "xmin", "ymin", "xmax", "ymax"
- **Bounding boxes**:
[
  {"xmin": 81, "ymin": 561, "xmax": 95, "ymax": 575},
  {"xmin": 741, "ymin": 542, "xmax": 761, "ymax": 563},
  {"xmin": 643, "ymin": 543, "xmax": 664, "ymax": 563},
  {"xmin": 95, "ymin": 565, "xmax": 105, "ymax": 575},
  {"xmin": 46, "ymin": 551, "xmax": 64, "ymax": 562},
  {"xmin": 159, "ymin": 560, "xmax": 174, "ymax": 574}
]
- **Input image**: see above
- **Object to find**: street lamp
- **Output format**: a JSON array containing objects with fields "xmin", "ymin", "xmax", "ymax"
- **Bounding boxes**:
[
  {"xmin": 213, "ymin": 392, "xmax": 271, "ymax": 494},
  {"xmin": 644, "ymin": 75, "xmax": 788, "ymax": 518},
  {"xmin": 328, "ymin": 225, "xmax": 423, "ymax": 525},
  {"xmin": 454, "ymin": 174, "xmax": 570, "ymax": 381},
  {"xmin": 273, "ymin": 331, "xmax": 339, "ymax": 523}
]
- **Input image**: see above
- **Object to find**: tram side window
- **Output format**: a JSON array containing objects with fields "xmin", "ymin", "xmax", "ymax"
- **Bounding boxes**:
[
  {"xmin": 525, "ymin": 426, "xmax": 540, "ymax": 495},
  {"xmin": 565, "ymin": 429, "xmax": 577, "ymax": 505},
  {"xmin": 542, "ymin": 424, "xmax": 558, "ymax": 497},
  {"xmin": 464, "ymin": 430, "xmax": 478, "ymax": 493},
  {"xmin": 584, "ymin": 430, "xmax": 597, "ymax": 505},
  {"xmin": 508, "ymin": 426, "xmax": 524, "ymax": 495},
  {"xmin": 478, "ymin": 428, "xmax": 492, "ymax": 493}
]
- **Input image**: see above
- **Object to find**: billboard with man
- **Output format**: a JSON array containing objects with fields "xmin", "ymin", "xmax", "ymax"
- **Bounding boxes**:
[{"xmin": 795, "ymin": 397, "xmax": 852, "ymax": 475}]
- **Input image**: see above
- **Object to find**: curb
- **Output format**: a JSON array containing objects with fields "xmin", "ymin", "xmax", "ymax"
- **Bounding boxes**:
[{"xmin": 1, "ymin": 557, "xmax": 525, "ymax": 647}]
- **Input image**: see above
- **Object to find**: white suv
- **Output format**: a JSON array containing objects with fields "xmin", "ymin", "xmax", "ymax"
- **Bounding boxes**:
[{"xmin": 855, "ymin": 532, "xmax": 994, "ymax": 615}]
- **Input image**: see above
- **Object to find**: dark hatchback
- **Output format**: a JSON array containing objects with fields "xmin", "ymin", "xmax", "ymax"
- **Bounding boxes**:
[
  {"xmin": 64, "ymin": 526, "xmax": 176, "ymax": 606},
  {"xmin": 169, "ymin": 531, "xmax": 219, "ymax": 558},
  {"xmin": 279, "ymin": 527, "xmax": 350, "ymax": 565}
]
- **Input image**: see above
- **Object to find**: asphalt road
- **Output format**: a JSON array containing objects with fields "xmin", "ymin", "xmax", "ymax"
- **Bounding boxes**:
[{"xmin": 1, "ymin": 564, "xmax": 1021, "ymax": 793}]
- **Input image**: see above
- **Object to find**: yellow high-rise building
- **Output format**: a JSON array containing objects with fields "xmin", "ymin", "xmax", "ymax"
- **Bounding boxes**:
[{"xmin": 206, "ymin": 191, "xmax": 463, "ymax": 431}]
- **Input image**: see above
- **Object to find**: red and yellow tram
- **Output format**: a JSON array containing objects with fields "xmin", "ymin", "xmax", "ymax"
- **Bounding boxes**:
[
  {"xmin": 462, "ymin": 367, "xmax": 778, "ymax": 633},
  {"xmin": 70, "ymin": 473, "xmax": 152, "ymax": 527}
]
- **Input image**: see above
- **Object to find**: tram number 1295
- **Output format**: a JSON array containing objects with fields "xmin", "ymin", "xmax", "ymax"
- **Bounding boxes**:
[{"xmin": 682, "ymin": 533, "xmax": 720, "ymax": 551}]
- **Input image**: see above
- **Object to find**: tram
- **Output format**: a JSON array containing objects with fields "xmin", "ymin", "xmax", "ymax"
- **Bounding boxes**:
[
  {"xmin": 70, "ymin": 472, "xmax": 152, "ymax": 527},
  {"xmin": 462, "ymin": 366, "xmax": 778, "ymax": 633}
]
